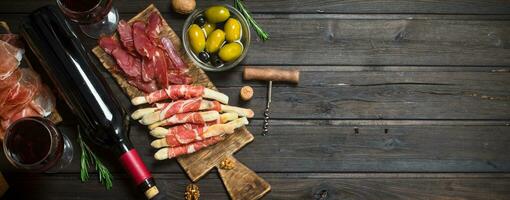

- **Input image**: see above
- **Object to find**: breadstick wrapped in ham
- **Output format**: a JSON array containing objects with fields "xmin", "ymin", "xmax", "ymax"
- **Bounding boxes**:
[
  {"xmin": 150, "ymin": 112, "xmax": 239, "ymax": 138},
  {"xmin": 145, "ymin": 110, "xmax": 219, "ymax": 129},
  {"xmin": 151, "ymin": 117, "xmax": 248, "ymax": 148},
  {"xmin": 154, "ymin": 136, "xmax": 224, "ymax": 160},
  {"xmin": 131, "ymin": 85, "xmax": 228, "ymax": 105},
  {"xmin": 136, "ymin": 98, "xmax": 254, "ymax": 124}
]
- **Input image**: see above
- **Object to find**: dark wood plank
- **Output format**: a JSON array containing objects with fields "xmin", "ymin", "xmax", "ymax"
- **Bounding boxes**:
[
  {"xmin": 4, "ymin": 124, "xmax": 509, "ymax": 173},
  {"xmin": 211, "ymin": 70, "xmax": 510, "ymax": 120},
  {"xmin": 4, "ymin": 173, "xmax": 510, "ymax": 200},
  {"xmin": 1, "ymin": 0, "xmax": 510, "ymax": 14},
  {"xmin": 3, "ymin": 13, "xmax": 510, "ymax": 66}
]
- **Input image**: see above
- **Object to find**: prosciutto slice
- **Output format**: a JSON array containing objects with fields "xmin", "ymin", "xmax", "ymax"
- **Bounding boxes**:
[
  {"xmin": 117, "ymin": 20, "xmax": 135, "ymax": 53},
  {"xmin": 0, "ymin": 40, "xmax": 23, "ymax": 80},
  {"xmin": 146, "ymin": 12, "xmax": 162, "ymax": 43},
  {"xmin": 0, "ymin": 68, "xmax": 40, "ymax": 120},
  {"xmin": 99, "ymin": 36, "xmax": 141, "ymax": 78},
  {"xmin": 160, "ymin": 37, "xmax": 187, "ymax": 69},
  {"xmin": 154, "ymin": 136, "xmax": 224, "ymax": 160},
  {"xmin": 143, "ymin": 85, "xmax": 204, "ymax": 104},
  {"xmin": 132, "ymin": 21, "xmax": 156, "ymax": 58}
]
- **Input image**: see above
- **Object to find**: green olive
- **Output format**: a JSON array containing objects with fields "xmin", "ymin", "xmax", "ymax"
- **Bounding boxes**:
[
  {"xmin": 203, "ymin": 22, "xmax": 216, "ymax": 37},
  {"xmin": 205, "ymin": 6, "xmax": 230, "ymax": 23},
  {"xmin": 219, "ymin": 42, "xmax": 243, "ymax": 62},
  {"xmin": 188, "ymin": 24, "xmax": 205, "ymax": 54},
  {"xmin": 206, "ymin": 29, "xmax": 225, "ymax": 53},
  {"xmin": 224, "ymin": 18, "xmax": 242, "ymax": 42}
]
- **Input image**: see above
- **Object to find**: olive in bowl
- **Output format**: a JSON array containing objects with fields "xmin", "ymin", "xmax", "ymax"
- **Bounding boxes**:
[{"xmin": 182, "ymin": 4, "xmax": 250, "ymax": 71}]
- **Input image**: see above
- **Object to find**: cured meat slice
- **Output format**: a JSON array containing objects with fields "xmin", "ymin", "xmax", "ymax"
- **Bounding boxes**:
[
  {"xmin": 0, "ymin": 68, "xmax": 40, "ymax": 120},
  {"xmin": 111, "ymin": 48, "xmax": 142, "ymax": 78},
  {"xmin": 133, "ymin": 85, "xmax": 204, "ymax": 104},
  {"xmin": 30, "ymin": 85, "xmax": 56, "ymax": 117},
  {"xmin": 146, "ymin": 12, "xmax": 162, "ymax": 43},
  {"xmin": 117, "ymin": 20, "xmax": 135, "ymax": 53},
  {"xmin": 132, "ymin": 21, "xmax": 156, "ymax": 58},
  {"xmin": 160, "ymin": 37, "xmax": 187, "ymax": 69},
  {"xmin": 128, "ymin": 78, "xmax": 158, "ymax": 93},
  {"xmin": 154, "ymin": 136, "xmax": 224, "ymax": 160},
  {"xmin": 141, "ymin": 57, "xmax": 154, "ymax": 82},
  {"xmin": 131, "ymin": 85, "xmax": 229, "ymax": 105},
  {"xmin": 146, "ymin": 111, "xmax": 220, "ymax": 129},
  {"xmin": 0, "ymin": 40, "xmax": 23, "ymax": 80},
  {"xmin": 99, "ymin": 36, "xmax": 141, "ymax": 78},
  {"xmin": 0, "ymin": 34, "xmax": 23, "ymax": 48},
  {"xmin": 138, "ymin": 98, "xmax": 222, "ymax": 124},
  {"xmin": 0, "ymin": 69, "xmax": 21, "ymax": 104},
  {"xmin": 150, "ymin": 117, "xmax": 248, "ymax": 148},
  {"xmin": 152, "ymin": 48, "xmax": 169, "ymax": 88},
  {"xmin": 167, "ymin": 69, "xmax": 192, "ymax": 85}
]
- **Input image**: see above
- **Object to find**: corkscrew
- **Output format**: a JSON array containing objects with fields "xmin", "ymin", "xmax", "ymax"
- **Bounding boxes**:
[
  {"xmin": 243, "ymin": 67, "xmax": 300, "ymax": 136},
  {"xmin": 262, "ymin": 81, "xmax": 272, "ymax": 135}
]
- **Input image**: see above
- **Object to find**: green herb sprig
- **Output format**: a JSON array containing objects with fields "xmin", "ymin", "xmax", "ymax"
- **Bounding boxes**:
[
  {"xmin": 234, "ymin": 0, "xmax": 269, "ymax": 41},
  {"xmin": 78, "ymin": 131, "xmax": 113, "ymax": 190}
]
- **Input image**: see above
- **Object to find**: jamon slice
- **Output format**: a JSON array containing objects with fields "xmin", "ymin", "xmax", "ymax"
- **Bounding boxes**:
[
  {"xmin": 0, "ymin": 34, "xmax": 23, "ymax": 48},
  {"xmin": 30, "ymin": 85, "xmax": 56, "ymax": 117},
  {"xmin": 160, "ymin": 37, "xmax": 187, "ymax": 69},
  {"xmin": 141, "ymin": 57, "xmax": 155, "ymax": 82},
  {"xmin": 131, "ymin": 85, "xmax": 229, "ymax": 105},
  {"xmin": 117, "ymin": 20, "xmax": 135, "ymax": 53},
  {"xmin": 99, "ymin": 36, "xmax": 141, "ymax": 78},
  {"xmin": 128, "ymin": 78, "xmax": 158, "ymax": 93},
  {"xmin": 146, "ymin": 110, "xmax": 220, "ymax": 129},
  {"xmin": 146, "ymin": 12, "xmax": 162, "ymax": 43},
  {"xmin": 149, "ymin": 112, "xmax": 239, "ymax": 138},
  {"xmin": 152, "ymin": 48, "xmax": 169, "ymax": 88},
  {"xmin": 154, "ymin": 136, "xmax": 224, "ymax": 160},
  {"xmin": 132, "ymin": 21, "xmax": 156, "ymax": 58},
  {"xmin": 151, "ymin": 117, "xmax": 248, "ymax": 148},
  {"xmin": 138, "ymin": 99, "xmax": 253, "ymax": 125},
  {"xmin": 0, "ymin": 69, "xmax": 21, "ymax": 105},
  {"xmin": 167, "ymin": 69, "xmax": 192, "ymax": 85},
  {"xmin": 0, "ymin": 40, "xmax": 23, "ymax": 80},
  {"xmin": 0, "ymin": 68, "xmax": 40, "ymax": 120}
]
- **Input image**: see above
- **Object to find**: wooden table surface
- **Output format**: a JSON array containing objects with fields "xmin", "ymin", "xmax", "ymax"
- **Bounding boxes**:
[{"xmin": 1, "ymin": 0, "xmax": 510, "ymax": 199}]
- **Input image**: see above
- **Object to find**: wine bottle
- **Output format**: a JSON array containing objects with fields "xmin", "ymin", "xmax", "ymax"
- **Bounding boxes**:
[{"xmin": 21, "ymin": 6, "xmax": 166, "ymax": 200}]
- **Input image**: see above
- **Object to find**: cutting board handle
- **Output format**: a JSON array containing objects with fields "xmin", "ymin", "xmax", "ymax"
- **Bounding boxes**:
[{"xmin": 217, "ymin": 155, "xmax": 271, "ymax": 200}]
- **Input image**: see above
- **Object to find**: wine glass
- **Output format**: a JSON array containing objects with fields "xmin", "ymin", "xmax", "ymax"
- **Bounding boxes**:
[
  {"xmin": 3, "ymin": 117, "xmax": 73, "ymax": 172},
  {"xmin": 56, "ymin": 0, "xmax": 118, "ymax": 39}
]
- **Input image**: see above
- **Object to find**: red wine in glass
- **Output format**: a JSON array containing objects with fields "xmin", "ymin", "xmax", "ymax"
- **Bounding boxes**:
[
  {"xmin": 56, "ymin": 0, "xmax": 118, "ymax": 38},
  {"xmin": 3, "ymin": 117, "xmax": 73, "ymax": 172}
]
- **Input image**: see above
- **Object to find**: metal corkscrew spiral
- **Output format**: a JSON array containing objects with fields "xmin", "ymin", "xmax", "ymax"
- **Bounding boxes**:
[{"xmin": 262, "ymin": 81, "xmax": 272, "ymax": 136}]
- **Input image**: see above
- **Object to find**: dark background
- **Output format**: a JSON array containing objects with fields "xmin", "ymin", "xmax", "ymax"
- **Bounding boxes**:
[{"xmin": 1, "ymin": 0, "xmax": 510, "ymax": 199}]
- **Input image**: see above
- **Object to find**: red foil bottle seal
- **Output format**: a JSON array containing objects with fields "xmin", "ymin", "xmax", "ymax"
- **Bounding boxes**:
[{"xmin": 119, "ymin": 149, "xmax": 151, "ymax": 185}]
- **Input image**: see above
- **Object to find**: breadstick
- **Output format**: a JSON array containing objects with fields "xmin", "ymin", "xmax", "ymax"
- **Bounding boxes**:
[
  {"xmin": 150, "ymin": 112, "xmax": 239, "ymax": 138},
  {"xmin": 146, "ymin": 110, "xmax": 219, "ymax": 129},
  {"xmin": 151, "ymin": 117, "xmax": 248, "ymax": 148},
  {"xmin": 139, "ymin": 98, "xmax": 253, "ymax": 124},
  {"xmin": 131, "ymin": 85, "xmax": 228, "ymax": 105},
  {"xmin": 154, "ymin": 136, "xmax": 224, "ymax": 160}
]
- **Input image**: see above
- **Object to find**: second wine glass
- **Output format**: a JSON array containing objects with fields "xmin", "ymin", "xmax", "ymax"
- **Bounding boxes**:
[{"xmin": 56, "ymin": 0, "xmax": 118, "ymax": 39}]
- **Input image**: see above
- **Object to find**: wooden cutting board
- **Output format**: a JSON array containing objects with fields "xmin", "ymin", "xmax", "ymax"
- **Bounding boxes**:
[{"xmin": 92, "ymin": 5, "xmax": 270, "ymax": 200}]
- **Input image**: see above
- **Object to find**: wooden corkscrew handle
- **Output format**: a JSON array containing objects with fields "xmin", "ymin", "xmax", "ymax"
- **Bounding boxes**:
[{"xmin": 243, "ymin": 67, "xmax": 300, "ymax": 83}]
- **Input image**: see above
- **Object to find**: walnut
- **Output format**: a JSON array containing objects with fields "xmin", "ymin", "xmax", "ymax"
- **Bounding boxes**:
[
  {"xmin": 219, "ymin": 158, "xmax": 235, "ymax": 170},
  {"xmin": 184, "ymin": 183, "xmax": 200, "ymax": 200}
]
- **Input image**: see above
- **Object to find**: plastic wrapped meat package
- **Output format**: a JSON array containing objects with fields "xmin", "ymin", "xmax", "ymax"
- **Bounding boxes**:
[{"xmin": 0, "ymin": 35, "xmax": 56, "ymax": 139}]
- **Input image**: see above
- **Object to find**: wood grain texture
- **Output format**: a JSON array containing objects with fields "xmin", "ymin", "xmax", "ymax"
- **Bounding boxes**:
[
  {"xmin": 3, "ymin": 173, "xmax": 510, "ymax": 200},
  {"xmin": 218, "ymin": 156, "xmax": 271, "ymax": 200},
  {"xmin": 3, "ymin": 14, "xmax": 510, "ymax": 66},
  {"xmin": 208, "ymin": 70, "xmax": 510, "ymax": 120},
  {"xmin": 2, "ymin": 0, "xmax": 510, "ymax": 14}
]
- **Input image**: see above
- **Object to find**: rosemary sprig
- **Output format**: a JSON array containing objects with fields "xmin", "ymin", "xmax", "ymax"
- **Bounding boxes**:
[
  {"xmin": 78, "ymin": 131, "xmax": 113, "ymax": 190},
  {"xmin": 234, "ymin": 0, "xmax": 270, "ymax": 41}
]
